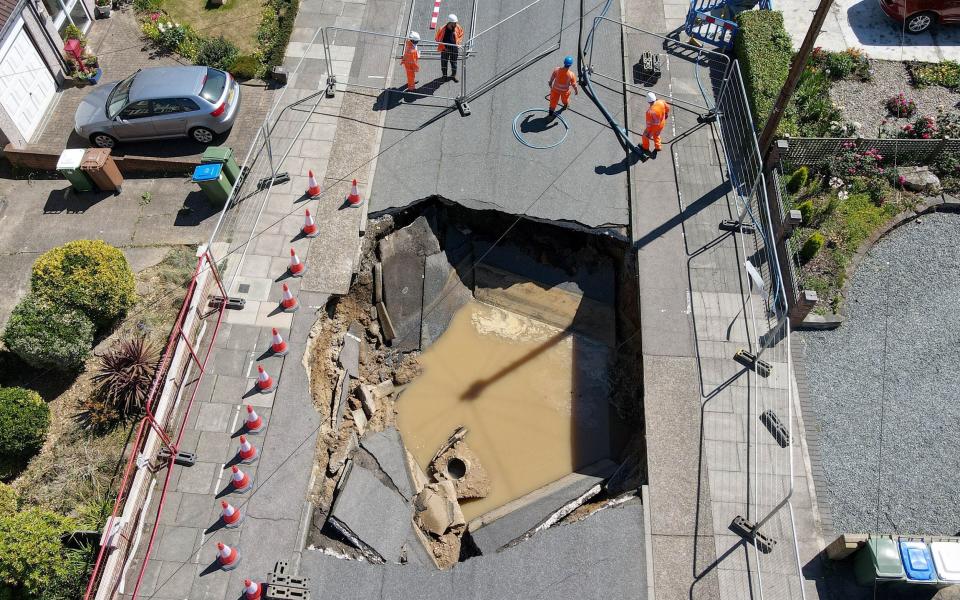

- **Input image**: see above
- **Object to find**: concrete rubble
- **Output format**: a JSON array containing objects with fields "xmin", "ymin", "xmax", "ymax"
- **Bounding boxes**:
[
  {"xmin": 467, "ymin": 459, "xmax": 617, "ymax": 555},
  {"xmin": 360, "ymin": 427, "xmax": 416, "ymax": 500},
  {"xmin": 429, "ymin": 439, "xmax": 491, "ymax": 500},
  {"xmin": 328, "ymin": 431, "xmax": 358, "ymax": 476},
  {"xmin": 414, "ymin": 480, "xmax": 466, "ymax": 537},
  {"xmin": 327, "ymin": 463, "xmax": 415, "ymax": 564},
  {"xmin": 338, "ymin": 322, "xmax": 363, "ymax": 378}
]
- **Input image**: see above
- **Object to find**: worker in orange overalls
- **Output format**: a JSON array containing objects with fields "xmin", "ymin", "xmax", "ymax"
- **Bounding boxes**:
[
  {"xmin": 436, "ymin": 15, "xmax": 464, "ymax": 82},
  {"xmin": 400, "ymin": 31, "xmax": 421, "ymax": 90},
  {"xmin": 548, "ymin": 56, "xmax": 579, "ymax": 115},
  {"xmin": 642, "ymin": 91, "xmax": 671, "ymax": 155}
]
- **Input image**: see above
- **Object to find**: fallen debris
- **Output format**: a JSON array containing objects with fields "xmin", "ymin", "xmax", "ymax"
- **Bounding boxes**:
[
  {"xmin": 327, "ymin": 464, "xmax": 413, "ymax": 563},
  {"xmin": 429, "ymin": 439, "xmax": 491, "ymax": 500},
  {"xmin": 338, "ymin": 322, "xmax": 363, "ymax": 378},
  {"xmin": 352, "ymin": 409, "xmax": 368, "ymax": 436},
  {"xmin": 467, "ymin": 459, "xmax": 617, "ymax": 555},
  {"xmin": 360, "ymin": 427, "xmax": 415, "ymax": 500},
  {"xmin": 327, "ymin": 431, "xmax": 358, "ymax": 477},
  {"xmin": 412, "ymin": 479, "xmax": 465, "ymax": 568}
]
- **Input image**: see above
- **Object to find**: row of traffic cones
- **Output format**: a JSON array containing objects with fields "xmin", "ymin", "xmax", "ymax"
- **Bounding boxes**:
[
  {"xmin": 210, "ymin": 171, "xmax": 343, "ymax": 598},
  {"xmin": 304, "ymin": 170, "xmax": 363, "ymax": 207}
]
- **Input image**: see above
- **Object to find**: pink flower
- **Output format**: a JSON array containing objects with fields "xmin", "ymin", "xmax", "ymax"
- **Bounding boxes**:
[
  {"xmin": 922, "ymin": 133, "xmax": 931, "ymax": 139},
  {"xmin": 150, "ymin": 12, "xmax": 160, "ymax": 20}
]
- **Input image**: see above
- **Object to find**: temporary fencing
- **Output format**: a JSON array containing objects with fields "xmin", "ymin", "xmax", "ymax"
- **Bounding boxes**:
[
  {"xmin": 85, "ymin": 25, "xmax": 336, "ymax": 600},
  {"xmin": 322, "ymin": 0, "xmax": 564, "ymax": 108},
  {"xmin": 713, "ymin": 59, "xmax": 807, "ymax": 600}
]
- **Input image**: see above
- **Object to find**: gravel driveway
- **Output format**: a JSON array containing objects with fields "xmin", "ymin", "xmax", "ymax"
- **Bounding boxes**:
[
  {"xmin": 800, "ymin": 212, "xmax": 960, "ymax": 536},
  {"xmin": 832, "ymin": 60, "xmax": 960, "ymax": 137}
]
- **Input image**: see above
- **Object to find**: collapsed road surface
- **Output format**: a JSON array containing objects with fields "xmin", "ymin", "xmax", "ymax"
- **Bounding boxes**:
[{"xmin": 366, "ymin": 0, "xmax": 630, "ymax": 232}]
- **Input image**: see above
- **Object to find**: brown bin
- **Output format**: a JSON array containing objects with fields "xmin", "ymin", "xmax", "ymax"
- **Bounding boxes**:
[{"xmin": 80, "ymin": 148, "xmax": 124, "ymax": 193}]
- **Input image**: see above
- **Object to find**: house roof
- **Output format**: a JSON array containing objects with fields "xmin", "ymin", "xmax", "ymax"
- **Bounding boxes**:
[{"xmin": 0, "ymin": 0, "xmax": 25, "ymax": 35}]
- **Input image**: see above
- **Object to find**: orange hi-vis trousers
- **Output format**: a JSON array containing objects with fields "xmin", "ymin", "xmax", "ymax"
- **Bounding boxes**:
[
  {"xmin": 641, "ymin": 125, "xmax": 665, "ymax": 151},
  {"xmin": 404, "ymin": 66, "xmax": 417, "ymax": 88},
  {"xmin": 549, "ymin": 89, "xmax": 571, "ymax": 112}
]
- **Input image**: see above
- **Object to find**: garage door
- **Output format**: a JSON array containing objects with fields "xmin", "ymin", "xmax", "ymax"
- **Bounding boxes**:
[{"xmin": 0, "ymin": 18, "xmax": 57, "ymax": 142}]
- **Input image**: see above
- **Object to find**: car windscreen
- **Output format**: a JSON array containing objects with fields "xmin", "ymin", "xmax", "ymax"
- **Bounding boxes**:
[
  {"xmin": 106, "ymin": 73, "xmax": 137, "ymax": 119},
  {"xmin": 200, "ymin": 68, "xmax": 227, "ymax": 103}
]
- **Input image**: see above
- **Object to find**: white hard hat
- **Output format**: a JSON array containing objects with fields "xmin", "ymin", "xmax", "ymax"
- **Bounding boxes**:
[
  {"xmin": 409, "ymin": 31, "xmax": 420, "ymax": 41},
  {"xmin": 448, "ymin": 13, "xmax": 458, "ymax": 22},
  {"xmin": 647, "ymin": 92, "xmax": 656, "ymax": 103}
]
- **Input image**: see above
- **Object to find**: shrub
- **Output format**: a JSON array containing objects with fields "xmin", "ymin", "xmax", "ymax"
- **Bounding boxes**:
[
  {"xmin": 195, "ymin": 36, "xmax": 239, "ymax": 71},
  {"xmin": 797, "ymin": 200, "xmax": 815, "ymax": 225},
  {"xmin": 909, "ymin": 60, "xmax": 960, "ymax": 90},
  {"xmin": 827, "ymin": 142, "xmax": 888, "ymax": 180},
  {"xmin": 935, "ymin": 110, "xmax": 960, "ymax": 138},
  {"xmin": 156, "ymin": 21, "xmax": 188, "ymax": 52},
  {"xmin": 31, "ymin": 240, "xmax": 136, "ymax": 327},
  {"xmin": 786, "ymin": 166, "xmax": 809, "ymax": 193},
  {"xmin": 229, "ymin": 54, "xmax": 263, "ymax": 80},
  {"xmin": 814, "ymin": 48, "xmax": 871, "ymax": 81},
  {"xmin": 792, "ymin": 68, "xmax": 842, "ymax": 136},
  {"xmin": 0, "ymin": 387, "xmax": 49, "ymax": 462},
  {"xmin": 261, "ymin": 0, "xmax": 297, "ymax": 68},
  {"xmin": 2, "ymin": 297, "xmax": 95, "ymax": 372},
  {"xmin": 734, "ymin": 11, "xmax": 794, "ymax": 136},
  {"xmin": 901, "ymin": 114, "xmax": 938, "ymax": 139},
  {"xmin": 132, "ymin": 0, "xmax": 163, "ymax": 12},
  {"xmin": 885, "ymin": 93, "xmax": 917, "ymax": 118},
  {"xmin": 799, "ymin": 232, "xmax": 824, "ymax": 263},
  {"xmin": 0, "ymin": 508, "xmax": 76, "ymax": 599},
  {"xmin": 92, "ymin": 336, "xmax": 160, "ymax": 420},
  {"xmin": 0, "ymin": 485, "xmax": 17, "ymax": 514},
  {"xmin": 866, "ymin": 177, "xmax": 891, "ymax": 206}
]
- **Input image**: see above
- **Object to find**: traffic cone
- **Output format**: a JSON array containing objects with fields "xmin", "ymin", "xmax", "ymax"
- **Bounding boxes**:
[
  {"xmin": 288, "ymin": 248, "xmax": 306, "ymax": 277},
  {"xmin": 221, "ymin": 500, "xmax": 243, "ymax": 527},
  {"xmin": 346, "ymin": 179, "xmax": 362, "ymax": 206},
  {"xmin": 230, "ymin": 465, "xmax": 253, "ymax": 493},
  {"xmin": 244, "ymin": 405, "xmax": 264, "ymax": 433},
  {"xmin": 237, "ymin": 435, "xmax": 258, "ymax": 464},
  {"xmin": 216, "ymin": 542, "xmax": 240, "ymax": 570},
  {"xmin": 270, "ymin": 328, "xmax": 288, "ymax": 356},
  {"xmin": 243, "ymin": 579, "xmax": 262, "ymax": 600},
  {"xmin": 302, "ymin": 209, "xmax": 319, "ymax": 238},
  {"xmin": 255, "ymin": 365, "xmax": 274, "ymax": 393},
  {"xmin": 280, "ymin": 283, "xmax": 299, "ymax": 313},
  {"xmin": 306, "ymin": 170, "xmax": 322, "ymax": 198}
]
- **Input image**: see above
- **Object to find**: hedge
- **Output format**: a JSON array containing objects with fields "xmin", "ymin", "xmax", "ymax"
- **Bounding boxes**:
[
  {"xmin": 0, "ymin": 387, "xmax": 50, "ymax": 462},
  {"xmin": 31, "ymin": 240, "xmax": 136, "ymax": 327},
  {"xmin": 0, "ymin": 508, "xmax": 77, "ymax": 599},
  {"xmin": 2, "ymin": 297, "xmax": 95, "ymax": 372},
  {"xmin": 733, "ymin": 11, "xmax": 795, "ymax": 136}
]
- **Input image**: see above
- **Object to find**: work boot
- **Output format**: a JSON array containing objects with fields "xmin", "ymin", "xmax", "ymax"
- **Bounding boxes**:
[
  {"xmin": 652, "ymin": 148, "xmax": 660, "ymax": 158},
  {"xmin": 451, "ymin": 75, "xmax": 459, "ymax": 82},
  {"xmin": 441, "ymin": 72, "xmax": 448, "ymax": 80}
]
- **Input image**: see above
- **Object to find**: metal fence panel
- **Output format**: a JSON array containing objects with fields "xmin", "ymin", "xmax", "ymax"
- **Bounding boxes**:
[{"xmin": 784, "ymin": 136, "xmax": 960, "ymax": 168}]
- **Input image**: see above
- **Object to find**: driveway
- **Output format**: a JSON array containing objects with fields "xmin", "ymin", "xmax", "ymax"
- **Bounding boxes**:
[
  {"xmin": 0, "ymin": 169, "xmax": 220, "ymax": 328},
  {"xmin": 28, "ymin": 8, "xmax": 274, "ymax": 162},
  {"xmin": 777, "ymin": 0, "xmax": 960, "ymax": 61}
]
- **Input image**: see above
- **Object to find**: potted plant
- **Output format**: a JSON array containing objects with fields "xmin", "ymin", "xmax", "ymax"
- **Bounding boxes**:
[
  {"xmin": 95, "ymin": 0, "xmax": 112, "ymax": 17},
  {"xmin": 73, "ymin": 66, "xmax": 103, "ymax": 86}
]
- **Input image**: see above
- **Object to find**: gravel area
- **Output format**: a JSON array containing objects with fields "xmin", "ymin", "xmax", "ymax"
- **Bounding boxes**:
[
  {"xmin": 831, "ymin": 60, "xmax": 960, "ymax": 137},
  {"xmin": 800, "ymin": 212, "xmax": 960, "ymax": 536}
]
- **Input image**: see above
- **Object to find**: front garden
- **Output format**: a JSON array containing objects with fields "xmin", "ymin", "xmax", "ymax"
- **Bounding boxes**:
[
  {"xmin": 0, "ymin": 241, "xmax": 197, "ymax": 599},
  {"xmin": 132, "ymin": 0, "xmax": 298, "ymax": 79},
  {"xmin": 734, "ymin": 11, "xmax": 958, "ymax": 316}
]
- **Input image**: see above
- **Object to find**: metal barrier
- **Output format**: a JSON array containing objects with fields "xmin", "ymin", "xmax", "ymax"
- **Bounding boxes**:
[
  {"xmin": 683, "ymin": 0, "xmax": 771, "ymax": 50},
  {"xmin": 713, "ymin": 59, "xmax": 806, "ymax": 600},
  {"xmin": 585, "ymin": 17, "xmax": 730, "ymax": 114},
  {"xmin": 323, "ymin": 0, "xmax": 563, "ymax": 110}
]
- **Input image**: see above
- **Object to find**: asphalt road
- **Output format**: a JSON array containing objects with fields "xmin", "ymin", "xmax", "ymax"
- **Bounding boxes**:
[{"xmin": 368, "ymin": 0, "xmax": 631, "ymax": 230}]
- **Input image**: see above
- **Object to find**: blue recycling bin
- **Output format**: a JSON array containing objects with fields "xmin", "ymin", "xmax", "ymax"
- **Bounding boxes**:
[{"xmin": 899, "ymin": 540, "xmax": 937, "ymax": 583}]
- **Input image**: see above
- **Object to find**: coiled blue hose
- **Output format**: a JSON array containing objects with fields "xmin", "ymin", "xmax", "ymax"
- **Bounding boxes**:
[{"xmin": 512, "ymin": 108, "xmax": 570, "ymax": 149}]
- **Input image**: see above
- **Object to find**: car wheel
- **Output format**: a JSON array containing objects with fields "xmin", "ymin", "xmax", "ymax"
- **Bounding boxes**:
[
  {"xmin": 190, "ymin": 127, "xmax": 215, "ymax": 144},
  {"xmin": 906, "ymin": 12, "xmax": 935, "ymax": 33},
  {"xmin": 90, "ymin": 133, "xmax": 118, "ymax": 148}
]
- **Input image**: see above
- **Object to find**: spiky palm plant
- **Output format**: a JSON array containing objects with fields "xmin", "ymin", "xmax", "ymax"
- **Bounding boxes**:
[{"xmin": 91, "ymin": 336, "xmax": 160, "ymax": 420}]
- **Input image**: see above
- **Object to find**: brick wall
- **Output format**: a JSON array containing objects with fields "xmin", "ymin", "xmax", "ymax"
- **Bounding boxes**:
[{"xmin": 2, "ymin": 144, "xmax": 199, "ymax": 174}]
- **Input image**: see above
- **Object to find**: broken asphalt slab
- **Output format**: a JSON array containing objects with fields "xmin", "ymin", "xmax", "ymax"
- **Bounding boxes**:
[
  {"xmin": 328, "ymin": 463, "xmax": 414, "ymax": 563},
  {"xmin": 360, "ymin": 427, "xmax": 416, "ymax": 501},
  {"xmin": 467, "ymin": 459, "xmax": 617, "ymax": 555}
]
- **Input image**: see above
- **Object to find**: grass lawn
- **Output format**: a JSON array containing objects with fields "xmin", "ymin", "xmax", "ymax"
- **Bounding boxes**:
[
  {"xmin": 790, "ymin": 185, "xmax": 918, "ymax": 314},
  {"xmin": 161, "ymin": 0, "xmax": 263, "ymax": 53}
]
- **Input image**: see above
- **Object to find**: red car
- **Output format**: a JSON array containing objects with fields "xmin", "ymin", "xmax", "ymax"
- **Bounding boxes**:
[{"xmin": 878, "ymin": 0, "xmax": 960, "ymax": 33}]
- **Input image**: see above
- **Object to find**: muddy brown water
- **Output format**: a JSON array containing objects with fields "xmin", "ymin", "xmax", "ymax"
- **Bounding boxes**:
[{"xmin": 397, "ymin": 300, "xmax": 614, "ymax": 521}]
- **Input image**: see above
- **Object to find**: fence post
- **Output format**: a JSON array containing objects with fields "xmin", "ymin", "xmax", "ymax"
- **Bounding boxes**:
[{"xmin": 788, "ymin": 290, "xmax": 818, "ymax": 327}]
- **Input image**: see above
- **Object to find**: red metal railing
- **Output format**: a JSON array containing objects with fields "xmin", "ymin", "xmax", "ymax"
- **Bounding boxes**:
[{"xmin": 83, "ymin": 248, "xmax": 227, "ymax": 600}]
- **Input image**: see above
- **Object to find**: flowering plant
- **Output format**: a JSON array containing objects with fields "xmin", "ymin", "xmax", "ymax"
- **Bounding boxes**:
[
  {"xmin": 902, "ymin": 115, "xmax": 938, "ymax": 139},
  {"xmin": 885, "ymin": 93, "xmax": 917, "ymax": 118}
]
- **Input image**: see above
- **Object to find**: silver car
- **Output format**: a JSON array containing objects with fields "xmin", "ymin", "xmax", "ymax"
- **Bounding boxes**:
[{"xmin": 74, "ymin": 66, "xmax": 241, "ymax": 148}]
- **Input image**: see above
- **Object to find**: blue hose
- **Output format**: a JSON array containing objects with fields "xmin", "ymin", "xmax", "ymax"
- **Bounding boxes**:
[{"xmin": 512, "ymin": 108, "xmax": 570, "ymax": 149}]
